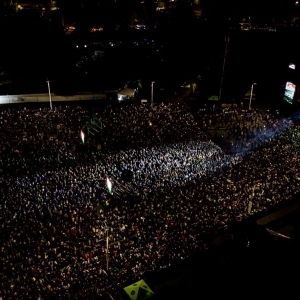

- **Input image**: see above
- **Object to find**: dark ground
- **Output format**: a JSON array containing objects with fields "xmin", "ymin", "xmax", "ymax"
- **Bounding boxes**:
[{"xmin": 150, "ymin": 204, "xmax": 300, "ymax": 300}]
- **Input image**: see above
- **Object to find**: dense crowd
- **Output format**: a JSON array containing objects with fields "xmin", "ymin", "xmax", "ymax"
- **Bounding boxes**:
[
  {"xmin": 197, "ymin": 106, "xmax": 290, "ymax": 153},
  {"xmin": 0, "ymin": 102, "xmax": 300, "ymax": 299}
]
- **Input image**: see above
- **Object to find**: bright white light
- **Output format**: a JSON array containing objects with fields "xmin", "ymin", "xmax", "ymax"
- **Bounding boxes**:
[
  {"xmin": 106, "ymin": 178, "xmax": 112, "ymax": 193},
  {"xmin": 76, "ymin": 45, "xmax": 79, "ymax": 48},
  {"xmin": 84, "ymin": 45, "xmax": 87, "ymax": 48},
  {"xmin": 289, "ymin": 63, "xmax": 296, "ymax": 70},
  {"xmin": 80, "ymin": 130, "xmax": 85, "ymax": 144}
]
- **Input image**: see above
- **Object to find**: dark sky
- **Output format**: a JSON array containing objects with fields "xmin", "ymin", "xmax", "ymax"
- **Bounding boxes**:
[{"xmin": 0, "ymin": 0, "xmax": 300, "ymax": 96}]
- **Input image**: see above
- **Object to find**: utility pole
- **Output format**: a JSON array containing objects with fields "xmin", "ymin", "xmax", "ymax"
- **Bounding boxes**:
[
  {"xmin": 249, "ymin": 83, "xmax": 257, "ymax": 110},
  {"xmin": 104, "ymin": 221, "xmax": 109, "ymax": 271},
  {"xmin": 46, "ymin": 79, "xmax": 53, "ymax": 110},
  {"xmin": 219, "ymin": 36, "xmax": 230, "ymax": 101},
  {"xmin": 151, "ymin": 81, "xmax": 155, "ymax": 109},
  {"xmin": 106, "ymin": 227, "xmax": 109, "ymax": 270}
]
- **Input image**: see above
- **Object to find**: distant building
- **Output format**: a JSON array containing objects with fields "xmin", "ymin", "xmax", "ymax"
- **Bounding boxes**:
[
  {"xmin": 49, "ymin": 0, "xmax": 58, "ymax": 11},
  {"xmin": 239, "ymin": 22, "xmax": 252, "ymax": 31},
  {"xmin": 193, "ymin": 7, "xmax": 202, "ymax": 18},
  {"xmin": 13, "ymin": 1, "xmax": 59, "ymax": 15}
]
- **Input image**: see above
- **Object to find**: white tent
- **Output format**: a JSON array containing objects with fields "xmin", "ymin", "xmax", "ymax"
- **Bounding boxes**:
[
  {"xmin": 244, "ymin": 89, "xmax": 256, "ymax": 99},
  {"xmin": 118, "ymin": 88, "xmax": 135, "ymax": 96},
  {"xmin": 117, "ymin": 88, "xmax": 135, "ymax": 100}
]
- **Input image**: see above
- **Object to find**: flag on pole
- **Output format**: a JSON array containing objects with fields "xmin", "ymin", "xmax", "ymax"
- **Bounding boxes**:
[
  {"xmin": 80, "ymin": 130, "xmax": 85, "ymax": 144},
  {"xmin": 106, "ymin": 177, "xmax": 113, "ymax": 195}
]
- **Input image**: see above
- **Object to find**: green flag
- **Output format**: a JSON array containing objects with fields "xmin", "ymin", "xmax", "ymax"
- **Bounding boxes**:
[{"xmin": 123, "ymin": 279, "xmax": 154, "ymax": 300}]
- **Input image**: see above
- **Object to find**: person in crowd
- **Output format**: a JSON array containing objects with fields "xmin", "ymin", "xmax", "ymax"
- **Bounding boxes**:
[{"xmin": 0, "ymin": 102, "xmax": 299, "ymax": 299}]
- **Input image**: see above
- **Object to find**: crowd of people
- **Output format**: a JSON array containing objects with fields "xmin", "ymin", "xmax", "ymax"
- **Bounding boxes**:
[
  {"xmin": 0, "ymin": 102, "xmax": 300, "ymax": 299},
  {"xmin": 197, "ymin": 106, "xmax": 291, "ymax": 153}
]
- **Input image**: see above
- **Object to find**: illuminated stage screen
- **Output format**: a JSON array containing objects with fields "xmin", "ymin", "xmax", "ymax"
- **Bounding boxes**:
[{"xmin": 283, "ymin": 81, "xmax": 296, "ymax": 104}]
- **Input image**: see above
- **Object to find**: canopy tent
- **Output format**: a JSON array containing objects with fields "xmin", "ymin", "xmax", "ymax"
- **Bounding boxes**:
[
  {"xmin": 123, "ymin": 279, "xmax": 154, "ymax": 300},
  {"xmin": 244, "ymin": 89, "xmax": 256, "ymax": 99},
  {"xmin": 208, "ymin": 95, "xmax": 219, "ymax": 101},
  {"xmin": 118, "ymin": 88, "xmax": 135, "ymax": 97},
  {"xmin": 117, "ymin": 88, "xmax": 135, "ymax": 101}
]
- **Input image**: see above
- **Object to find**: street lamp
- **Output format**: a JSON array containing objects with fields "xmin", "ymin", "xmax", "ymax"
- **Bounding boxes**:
[
  {"xmin": 151, "ymin": 81, "xmax": 155, "ymax": 109},
  {"xmin": 103, "ymin": 221, "xmax": 109, "ymax": 271},
  {"xmin": 46, "ymin": 79, "xmax": 53, "ymax": 110},
  {"xmin": 249, "ymin": 83, "xmax": 257, "ymax": 110}
]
